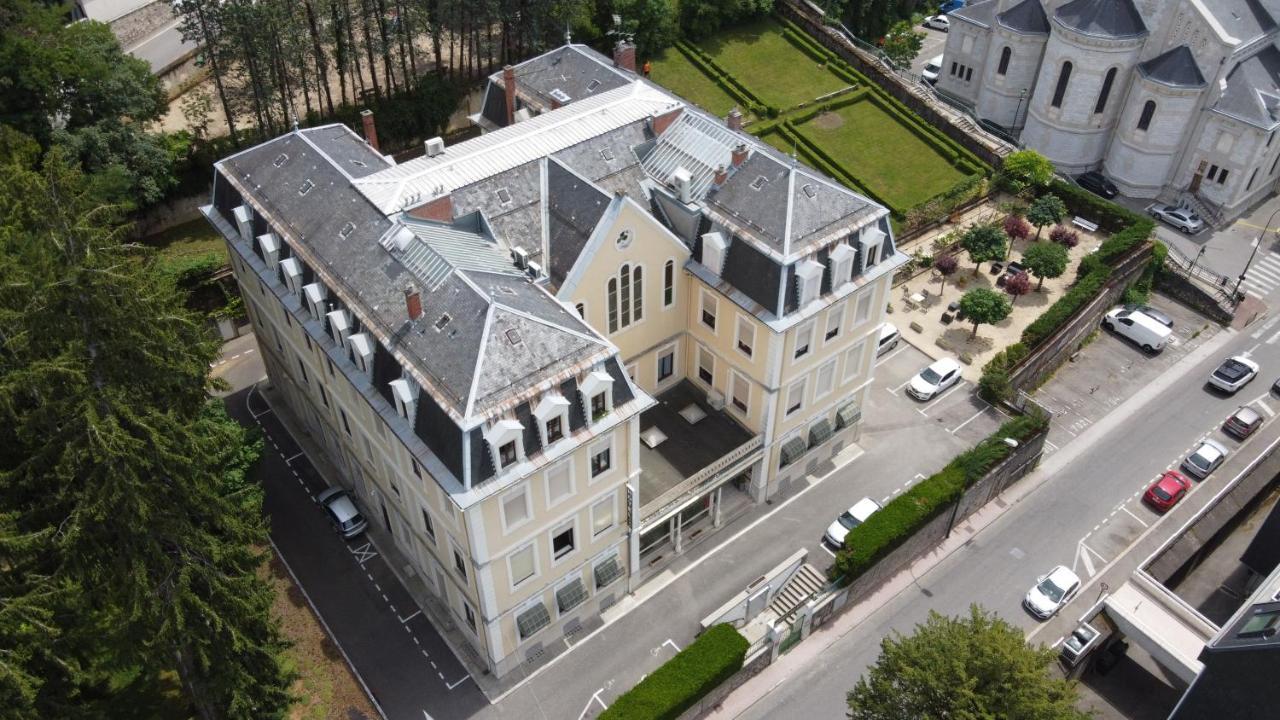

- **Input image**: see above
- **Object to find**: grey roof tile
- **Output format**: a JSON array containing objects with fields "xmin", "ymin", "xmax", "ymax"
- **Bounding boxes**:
[
  {"xmin": 491, "ymin": 45, "xmax": 632, "ymax": 113},
  {"xmin": 1214, "ymin": 45, "xmax": 1280, "ymax": 128},
  {"xmin": 952, "ymin": 0, "xmax": 998, "ymax": 28},
  {"xmin": 1053, "ymin": 0, "xmax": 1147, "ymax": 38},
  {"xmin": 1138, "ymin": 45, "xmax": 1207, "ymax": 89},
  {"xmin": 300, "ymin": 125, "xmax": 388, "ymax": 178},
  {"xmin": 1204, "ymin": 0, "xmax": 1276, "ymax": 45},
  {"xmin": 706, "ymin": 152, "xmax": 792, "ymax": 252},
  {"xmin": 546, "ymin": 158, "xmax": 610, "ymax": 288},
  {"xmin": 997, "ymin": 0, "xmax": 1049, "ymax": 34}
]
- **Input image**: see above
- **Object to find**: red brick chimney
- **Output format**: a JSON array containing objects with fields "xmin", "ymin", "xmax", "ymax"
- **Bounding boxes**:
[
  {"xmin": 503, "ymin": 65, "xmax": 517, "ymax": 126},
  {"xmin": 731, "ymin": 143, "xmax": 748, "ymax": 168},
  {"xmin": 713, "ymin": 165, "xmax": 728, "ymax": 186},
  {"xmin": 360, "ymin": 109, "xmax": 379, "ymax": 152},
  {"xmin": 613, "ymin": 41, "xmax": 636, "ymax": 73},
  {"xmin": 727, "ymin": 107, "xmax": 743, "ymax": 131},
  {"xmin": 405, "ymin": 284, "xmax": 422, "ymax": 321}
]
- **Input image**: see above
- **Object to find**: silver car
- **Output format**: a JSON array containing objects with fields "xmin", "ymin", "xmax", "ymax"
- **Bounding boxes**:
[
  {"xmin": 1182, "ymin": 439, "xmax": 1228, "ymax": 480},
  {"xmin": 318, "ymin": 487, "xmax": 368, "ymax": 539},
  {"xmin": 1150, "ymin": 204, "xmax": 1204, "ymax": 234}
]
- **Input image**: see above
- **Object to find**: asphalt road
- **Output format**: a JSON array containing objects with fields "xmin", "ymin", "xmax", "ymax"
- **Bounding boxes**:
[{"xmin": 734, "ymin": 313, "xmax": 1280, "ymax": 718}]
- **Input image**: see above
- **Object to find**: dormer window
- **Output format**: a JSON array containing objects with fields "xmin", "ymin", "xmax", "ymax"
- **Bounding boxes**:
[
  {"xmin": 258, "ymin": 233, "xmax": 281, "ymax": 272},
  {"xmin": 303, "ymin": 282, "xmax": 327, "ymax": 321},
  {"xmin": 233, "ymin": 205, "xmax": 253, "ymax": 243},
  {"xmin": 579, "ymin": 370, "xmax": 614, "ymax": 425},
  {"xmin": 829, "ymin": 243, "xmax": 856, "ymax": 288},
  {"xmin": 280, "ymin": 257, "xmax": 303, "ymax": 296},
  {"xmin": 860, "ymin": 227, "xmax": 886, "ymax": 271},
  {"xmin": 534, "ymin": 393, "xmax": 571, "ymax": 447},
  {"xmin": 347, "ymin": 333, "xmax": 373, "ymax": 376},
  {"xmin": 795, "ymin": 260, "xmax": 823, "ymax": 307},
  {"xmin": 327, "ymin": 308, "xmax": 351, "ymax": 346},
  {"xmin": 484, "ymin": 418, "xmax": 525, "ymax": 473},
  {"xmin": 390, "ymin": 378, "xmax": 418, "ymax": 420},
  {"xmin": 701, "ymin": 231, "xmax": 727, "ymax": 276}
]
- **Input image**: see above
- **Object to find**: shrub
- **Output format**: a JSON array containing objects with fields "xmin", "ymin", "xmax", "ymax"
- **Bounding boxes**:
[
  {"xmin": 978, "ymin": 342, "xmax": 1028, "ymax": 402},
  {"xmin": 1048, "ymin": 178, "xmax": 1146, "ymax": 233},
  {"xmin": 1004, "ymin": 271, "xmax": 1031, "ymax": 302},
  {"xmin": 1001, "ymin": 150, "xmax": 1054, "ymax": 189},
  {"xmin": 834, "ymin": 414, "xmax": 1048, "ymax": 581},
  {"xmin": 1003, "ymin": 214, "xmax": 1031, "ymax": 243},
  {"xmin": 1048, "ymin": 225, "xmax": 1079, "ymax": 248},
  {"xmin": 1021, "ymin": 267, "xmax": 1110, "ymax": 348},
  {"xmin": 600, "ymin": 624, "xmax": 749, "ymax": 720}
]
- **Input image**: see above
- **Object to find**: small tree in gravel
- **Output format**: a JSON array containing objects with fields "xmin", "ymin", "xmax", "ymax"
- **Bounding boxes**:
[
  {"xmin": 1002, "ymin": 214, "xmax": 1032, "ymax": 259},
  {"xmin": 1022, "ymin": 241, "xmax": 1070, "ymax": 290},
  {"xmin": 1004, "ymin": 271, "xmax": 1031, "ymax": 304},
  {"xmin": 959, "ymin": 287, "xmax": 1011, "ymax": 338},
  {"xmin": 1026, "ymin": 194, "xmax": 1067, "ymax": 239},
  {"xmin": 961, "ymin": 225, "xmax": 1007, "ymax": 275},
  {"xmin": 1049, "ymin": 225, "xmax": 1079, "ymax": 248},
  {"xmin": 935, "ymin": 254, "xmax": 959, "ymax": 294}
]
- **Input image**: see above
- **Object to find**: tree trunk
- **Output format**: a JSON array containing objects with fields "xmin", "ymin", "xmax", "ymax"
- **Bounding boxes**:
[
  {"xmin": 195, "ymin": 4, "xmax": 239, "ymax": 141},
  {"xmin": 305, "ymin": 0, "xmax": 336, "ymax": 114},
  {"xmin": 375, "ymin": 0, "xmax": 396, "ymax": 93},
  {"xmin": 971, "ymin": 320, "xmax": 980, "ymax": 339},
  {"xmin": 359, "ymin": 0, "xmax": 383, "ymax": 98},
  {"xmin": 428, "ymin": 0, "xmax": 443, "ymax": 74}
]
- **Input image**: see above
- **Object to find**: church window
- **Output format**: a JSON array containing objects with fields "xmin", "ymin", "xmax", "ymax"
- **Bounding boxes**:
[{"xmin": 1051, "ymin": 62, "xmax": 1072, "ymax": 108}]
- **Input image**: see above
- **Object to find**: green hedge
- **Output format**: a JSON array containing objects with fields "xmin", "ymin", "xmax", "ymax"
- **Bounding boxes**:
[
  {"xmin": 1047, "ymin": 178, "xmax": 1146, "ymax": 234},
  {"xmin": 833, "ymin": 414, "xmax": 1048, "ymax": 582},
  {"xmin": 600, "ymin": 624, "xmax": 749, "ymax": 720},
  {"xmin": 675, "ymin": 40, "xmax": 766, "ymax": 113}
]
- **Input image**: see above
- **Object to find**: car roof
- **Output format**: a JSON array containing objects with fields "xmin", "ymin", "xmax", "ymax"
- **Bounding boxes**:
[
  {"xmin": 1233, "ymin": 406, "xmax": 1262, "ymax": 423},
  {"xmin": 1226, "ymin": 355, "xmax": 1259, "ymax": 370},
  {"xmin": 927, "ymin": 357, "xmax": 961, "ymax": 373},
  {"xmin": 1156, "ymin": 472, "xmax": 1187, "ymax": 489},
  {"xmin": 1195, "ymin": 440, "xmax": 1226, "ymax": 459},
  {"xmin": 1124, "ymin": 309, "xmax": 1173, "ymax": 336},
  {"xmin": 321, "ymin": 490, "xmax": 361, "ymax": 522},
  {"xmin": 847, "ymin": 497, "xmax": 882, "ymax": 521},
  {"xmin": 1047, "ymin": 565, "xmax": 1079, "ymax": 585},
  {"xmin": 879, "ymin": 322, "xmax": 898, "ymax": 340}
]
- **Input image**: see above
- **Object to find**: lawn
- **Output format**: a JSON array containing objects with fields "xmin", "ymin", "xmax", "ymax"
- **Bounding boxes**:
[
  {"xmin": 142, "ymin": 216, "xmax": 229, "ymax": 280},
  {"xmin": 700, "ymin": 17, "xmax": 849, "ymax": 109},
  {"xmin": 796, "ymin": 100, "xmax": 969, "ymax": 210},
  {"xmin": 649, "ymin": 46, "xmax": 743, "ymax": 118}
]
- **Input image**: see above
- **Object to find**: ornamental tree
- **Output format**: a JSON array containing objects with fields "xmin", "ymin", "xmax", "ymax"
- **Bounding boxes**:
[
  {"xmin": 1023, "ymin": 241, "xmax": 1070, "ymax": 290},
  {"xmin": 1026, "ymin": 194, "xmax": 1068, "ymax": 239},
  {"xmin": 960, "ymin": 225, "xmax": 1007, "ymax": 275},
  {"xmin": 935, "ymin": 254, "xmax": 959, "ymax": 293},
  {"xmin": 882, "ymin": 20, "xmax": 925, "ymax": 68},
  {"xmin": 1004, "ymin": 271, "xmax": 1031, "ymax": 303},
  {"xmin": 959, "ymin": 287, "xmax": 1011, "ymax": 338},
  {"xmin": 847, "ymin": 605, "xmax": 1089, "ymax": 720},
  {"xmin": 1001, "ymin": 149, "xmax": 1055, "ymax": 189}
]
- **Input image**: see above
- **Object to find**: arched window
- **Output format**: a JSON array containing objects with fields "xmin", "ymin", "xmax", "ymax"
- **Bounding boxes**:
[
  {"xmin": 1051, "ymin": 61, "xmax": 1072, "ymax": 108},
  {"xmin": 607, "ymin": 264, "xmax": 643, "ymax": 332},
  {"xmin": 1094, "ymin": 67, "xmax": 1117, "ymax": 114},
  {"xmin": 632, "ymin": 265, "xmax": 643, "ymax": 322},
  {"xmin": 663, "ymin": 259, "xmax": 675, "ymax": 307},
  {"xmin": 997, "ymin": 46, "xmax": 1011, "ymax": 76},
  {"xmin": 619, "ymin": 262, "xmax": 631, "ymax": 328},
  {"xmin": 606, "ymin": 278, "xmax": 618, "ymax": 333},
  {"xmin": 1137, "ymin": 100, "xmax": 1156, "ymax": 131}
]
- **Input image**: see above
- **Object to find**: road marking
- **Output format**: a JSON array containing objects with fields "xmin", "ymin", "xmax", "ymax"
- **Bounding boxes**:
[
  {"xmin": 1251, "ymin": 314, "xmax": 1280, "ymax": 339},
  {"xmin": 423, "ymin": 712, "xmax": 434, "ymax": 720},
  {"xmin": 949, "ymin": 407, "xmax": 988, "ymax": 434},
  {"xmin": 663, "ymin": 638, "xmax": 680, "ymax": 653},
  {"xmin": 1078, "ymin": 542, "xmax": 1096, "ymax": 577},
  {"xmin": 918, "ymin": 381, "xmax": 967, "ymax": 417},
  {"xmin": 350, "ymin": 543, "xmax": 378, "ymax": 564},
  {"xmin": 821, "ymin": 544, "xmax": 838, "ymax": 558},
  {"xmin": 1009, "ymin": 547, "xmax": 1025, "ymax": 560},
  {"xmin": 877, "ymin": 344, "xmax": 910, "ymax": 366},
  {"xmin": 891, "ymin": 377, "xmax": 914, "ymax": 392},
  {"xmin": 1120, "ymin": 505, "xmax": 1149, "ymax": 527},
  {"xmin": 399, "ymin": 610, "xmax": 422, "ymax": 624},
  {"xmin": 1260, "ymin": 399, "xmax": 1276, "ymax": 417},
  {"xmin": 446, "ymin": 674, "xmax": 471, "ymax": 690},
  {"xmin": 580, "ymin": 689, "xmax": 608, "ymax": 720},
  {"xmin": 285, "ymin": 451, "xmax": 305, "ymax": 464}
]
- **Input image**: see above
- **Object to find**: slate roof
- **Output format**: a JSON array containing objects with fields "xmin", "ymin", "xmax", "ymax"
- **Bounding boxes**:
[
  {"xmin": 546, "ymin": 158, "xmax": 611, "ymax": 289},
  {"xmin": 951, "ymin": 0, "xmax": 998, "ymax": 29},
  {"xmin": 997, "ymin": 0, "xmax": 1049, "ymax": 35},
  {"xmin": 488, "ymin": 44, "xmax": 633, "ymax": 112},
  {"xmin": 1204, "ymin": 0, "xmax": 1276, "ymax": 46},
  {"xmin": 218, "ymin": 125, "xmax": 613, "ymax": 423},
  {"xmin": 1213, "ymin": 45, "xmax": 1280, "ymax": 129},
  {"xmin": 1054, "ymin": 0, "xmax": 1147, "ymax": 38},
  {"xmin": 1138, "ymin": 46, "xmax": 1207, "ymax": 89}
]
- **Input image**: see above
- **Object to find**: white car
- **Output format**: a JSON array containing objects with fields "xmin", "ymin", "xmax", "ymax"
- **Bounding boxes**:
[
  {"xmin": 1182, "ymin": 439, "xmax": 1228, "ymax": 479},
  {"xmin": 1024, "ymin": 565, "xmax": 1080, "ymax": 620},
  {"xmin": 1207, "ymin": 355, "xmax": 1259, "ymax": 394},
  {"xmin": 877, "ymin": 322, "xmax": 901, "ymax": 356},
  {"xmin": 921, "ymin": 54, "xmax": 943, "ymax": 84},
  {"xmin": 823, "ymin": 497, "xmax": 882, "ymax": 550},
  {"xmin": 923, "ymin": 14, "xmax": 950, "ymax": 31},
  {"xmin": 907, "ymin": 357, "xmax": 962, "ymax": 401},
  {"xmin": 1149, "ymin": 204, "xmax": 1205, "ymax": 234}
]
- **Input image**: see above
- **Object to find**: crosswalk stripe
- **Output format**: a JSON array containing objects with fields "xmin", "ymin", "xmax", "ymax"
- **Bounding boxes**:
[
  {"xmin": 1246, "ymin": 278, "xmax": 1277, "ymax": 292},
  {"xmin": 1249, "ymin": 264, "xmax": 1280, "ymax": 283},
  {"xmin": 1247, "ymin": 288, "xmax": 1266, "ymax": 299}
]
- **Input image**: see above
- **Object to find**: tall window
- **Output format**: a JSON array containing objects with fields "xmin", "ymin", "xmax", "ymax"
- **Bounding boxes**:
[
  {"xmin": 997, "ymin": 46, "xmax": 1011, "ymax": 76},
  {"xmin": 736, "ymin": 315, "xmax": 755, "ymax": 357},
  {"xmin": 1094, "ymin": 67, "xmax": 1116, "ymax": 114},
  {"xmin": 632, "ymin": 265, "xmax": 643, "ymax": 322},
  {"xmin": 701, "ymin": 290, "xmax": 717, "ymax": 330},
  {"xmin": 658, "ymin": 347, "xmax": 675, "ymax": 382},
  {"xmin": 698, "ymin": 345, "xmax": 714, "ymax": 385},
  {"xmin": 607, "ymin": 263, "xmax": 643, "ymax": 332},
  {"xmin": 1051, "ymin": 62, "xmax": 1072, "ymax": 108},
  {"xmin": 663, "ymin": 259, "xmax": 675, "ymax": 307},
  {"xmin": 607, "ymin": 277, "xmax": 618, "ymax": 332},
  {"xmin": 1137, "ymin": 100, "xmax": 1156, "ymax": 131},
  {"xmin": 619, "ymin": 263, "xmax": 631, "ymax": 328}
]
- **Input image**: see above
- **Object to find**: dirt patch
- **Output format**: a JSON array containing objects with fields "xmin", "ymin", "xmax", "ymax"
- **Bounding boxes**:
[
  {"xmin": 811, "ymin": 111, "xmax": 844, "ymax": 130},
  {"xmin": 264, "ymin": 554, "xmax": 378, "ymax": 720}
]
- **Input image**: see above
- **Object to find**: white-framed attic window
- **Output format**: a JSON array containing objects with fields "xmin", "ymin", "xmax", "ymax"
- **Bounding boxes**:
[
  {"xmin": 390, "ymin": 378, "xmax": 418, "ymax": 421},
  {"xmin": 303, "ymin": 282, "xmax": 327, "ymax": 321},
  {"xmin": 579, "ymin": 370, "xmax": 614, "ymax": 424},
  {"xmin": 347, "ymin": 333, "xmax": 374, "ymax": 376},
  {"xmin": 258, "ymin": 232, "xmax": 281, "ymax": 272},
  {"xmin": 280, "ymin": 257, "xmax": 303, "ymax": 296},
  {"xmin": 795, "ymin": 260, "xmax": 823, "ymax": 307},
  {"xmin": 534, "ymin": 393, "xmax": 572, "ymax": 447},
  {"xmin": 327, "ymin": 308, "xmax": 352, "ymax": 346},
  {"xmin": 859, "ymin": 227, "xmax": 886, "ymax": 271},
  {"xmin": 233, "ymin": 205, "xmax": 253, "ymax": 242},
  {"xmin": 829, "ymin": 243, "xmax": 856, "ymax": 288},
  {"xmin": 485, "ymin": 418, "xmax": 526, "ymax": 472}
]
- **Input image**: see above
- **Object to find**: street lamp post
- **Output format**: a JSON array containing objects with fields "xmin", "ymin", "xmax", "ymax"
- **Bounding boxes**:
[{"xmin": 1232, "ymin": 206, "xmax": 1280, "ymax": 304}]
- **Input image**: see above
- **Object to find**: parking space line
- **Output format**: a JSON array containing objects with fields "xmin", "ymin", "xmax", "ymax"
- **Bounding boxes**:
[
  {"xmin": 918, "ymin": 381, "xmax": 967, "ymax": 417},
  {"xmin": 285, "ymin": 451, "xmax": 305, "ymax": 464},
  {"xmin": 948, "ymin": 407, "xmax": 987, "ymax": 434},
  {"xmin": 446, "ymin": 674, "xmax": 471, "ymax": 690},
  {"xmin": 878, "ymin": 344, "xmax": 910, "ymax": 366},
  {"xmin": 891, "ymin": 378, "xmax": 914, "ymax": 393},
  {"xmin": 1260, "ymin": 399, "xmax": 1276, "ymax": 417},
  {"xmin": 1120, "ymin": 505, "xmax": 1149, "ymax": 527},
  {"xmin": 399, "ymin": 610, "xmax": 422, "ymax": 624}
]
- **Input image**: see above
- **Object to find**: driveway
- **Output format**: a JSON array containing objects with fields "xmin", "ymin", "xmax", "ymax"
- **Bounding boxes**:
[{"xmin": 910, "ymin": 25, "xmax": 948, "ymax": 79}]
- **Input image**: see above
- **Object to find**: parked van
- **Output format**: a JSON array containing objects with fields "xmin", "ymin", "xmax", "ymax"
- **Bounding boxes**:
[
  {"xmin": 1102, "ymin": 306, "xmax": 1172, "ymax": 353},
  {"xmin": 877, "ymin": 322, "xmax": 900, "ymax": 356},
  {"xmin": 921, "ymin": 55, "xmax": 943, "ymax": 84}
]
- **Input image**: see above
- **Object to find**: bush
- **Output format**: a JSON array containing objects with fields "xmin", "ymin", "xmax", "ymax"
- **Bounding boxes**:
[
  {"xmin": 834, "ymin": 414, "xmax": 1048, "ymax": 581},
  {"xmin": 1048, "ymin": 225, "xmax": 1079, "ymax": 248},
  {"xmin": 1048, "ymin": 178, "xmax": 1146, "ymax": 233},
  {"xmin": 600, "ymin": 624, "xmax": 749, "ymax": 720},
  {"xmin": 979, "ymin": 342, "xmax": 1028, "ymax": 402},
  {"xmin": 1021, "ymin": 267, "xmax": 1110, "ymax": 348}
]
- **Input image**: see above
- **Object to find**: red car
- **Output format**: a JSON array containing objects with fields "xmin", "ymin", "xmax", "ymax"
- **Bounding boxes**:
[{"xmin": 1143, "ymin": 471, "xmax": 1192, "ymax": 513}]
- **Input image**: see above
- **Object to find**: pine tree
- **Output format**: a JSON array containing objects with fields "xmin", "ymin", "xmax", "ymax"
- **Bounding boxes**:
[{"xmin": 0, "ymin": 150, "xmax": 294, "ymax": 718}]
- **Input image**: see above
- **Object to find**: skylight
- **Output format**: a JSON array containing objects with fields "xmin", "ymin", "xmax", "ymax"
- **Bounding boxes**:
[
  {"xmin": 273, "ymin": 153, "xmax": 289, "ymax": 168},
  {"xmin": 434, "ymin": 313, "xmax": 452, "ymax": 331},
  {"xmin": 338, "ymin": 221, "xmax": 356, "ymax": 239},
  {"xmin": 599, "ymin": 148, "xmax": 615, "ymax": 162},
  {"xmin": 496, "ymin": 187, "xmax": 512, "ymax": 205},
  {"xmin": 505, "ymin": 328, "xmax": 522, "ymax": 345},
  {"xmin": 802, "ymin": 183, "xmax": 817, "ymax": 199},
  {"xmin": 750, "ymin": 175, "xmax": 769, "ymax": 191},
  {"xmin": 299, "ymin": 179, "xmax": 316, "ymax": 195},
  {"xmin": 586, "ymin": 78, "xmax": 602, "ymax": 92}
]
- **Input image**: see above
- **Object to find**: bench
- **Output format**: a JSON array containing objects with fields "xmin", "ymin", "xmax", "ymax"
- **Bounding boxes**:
[{"xmin": 1072, "ymin": 216, "xmax": 1099, "ymax": 233}]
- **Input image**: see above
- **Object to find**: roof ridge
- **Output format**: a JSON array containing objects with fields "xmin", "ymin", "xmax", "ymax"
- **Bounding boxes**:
[{"xmin": 462, "ymin": 303, "xmax": 497, "ymax": 422}]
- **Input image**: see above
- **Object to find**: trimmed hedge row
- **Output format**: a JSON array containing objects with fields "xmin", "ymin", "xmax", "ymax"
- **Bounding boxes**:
[
  {"xmin": 833, "ymin": 414, "xmax": 1049, "ymax": 582},
  {"xmin": 674, "ymin": 40, "xmax": 770, "ymax": 116},
  {"xmin": 862, "ymin": 92, "xmax": 985, "ymax": 175},
  {"xmin": 599, "ymin": 624, "xmax": 749, "ymax": 720},
  {"xmin": 1048, "ymin": 178, "xmax": 1147, "ymax": 234},
  {"xmin": 782, "ymin": 120, "xmax": 891, "ymax": 208}
]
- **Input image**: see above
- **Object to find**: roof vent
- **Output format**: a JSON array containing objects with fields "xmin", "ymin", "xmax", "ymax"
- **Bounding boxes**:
[
  {"xmin": 505, "ymin": 328, "xmax": 523, "ymax": 345},
  {"xmin": 350, "ymin": 159, "xmax": 367, "ymax": 168},
  {"xmin": 433, "ymin": 313, "xmax": 452, "ymax": 331},
  {"xmin": 299, "ymin": 179, "xmax": 316, "ymax": 195},
  {"xmin": 425, "ymin": 136, "xmax": 445, "ymax": 157},
  {"xmin": 339, "ymin": 221, "xmax": 356, "ymax": 239},
  {"xmin": 670, "ymin": 166, "xmax": 693, "ymax": 203},
  {"xmin": 527, "ymin": 260, "xmax": 542, "ymax": 279},
  {"xmin": 512, "ymin": 247, "xmax": 529, "ymax": 269},
  {"xmin": 599, "ymin": 147, "xmax": 615, "ymax": 162},
  {"xmin": 802, "ymin": 183, "xmax": 817, "ymax": 199},
  {"xmin": 498, "ymin": 286, "xmax": 518, "ymax": 296},
  {"xmin": 586, "ymin": 78, "xmax": 602, "ymax": 92},
  {"xmin": 550, "ymin": 88, "xmax": 572, "ymax": 104},
  {"xmin": 496, "ymin": 187, "xmax": 513, "ymax": 205},
  {"xmin": 750, "ymin": 175, "xmax": 769, "ymax": 191},
  {"xmin": 273, "ymin": 153, "xmax": 289, "ymax": 168}
]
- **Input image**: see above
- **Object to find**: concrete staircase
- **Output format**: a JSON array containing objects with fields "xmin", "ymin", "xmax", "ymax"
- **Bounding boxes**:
[{"xmin": 766, "ymin": 563, "xmax": 827, "ymax": 624}]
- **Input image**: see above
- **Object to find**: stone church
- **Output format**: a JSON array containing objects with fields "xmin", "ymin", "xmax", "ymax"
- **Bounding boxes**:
[{"xmin": 937, "ymin": 0, "xmax": 1280, "ymax": 223}]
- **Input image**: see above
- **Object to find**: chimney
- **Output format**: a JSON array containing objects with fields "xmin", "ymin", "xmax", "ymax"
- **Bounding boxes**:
[
  {"xmin": 713, "ymin": 165, "xmax": 728, "ymax": 186},
  {"xmin": 727, "ymin": 107, "xmax": 743, "ymax": 132},
  {"xmin": 405, "ymin": 284, "xmax": 423, "ymax": 321},
  {"xmin": 360, "ymin": 109, "xmax": 379, "ymax": 152},
  {"xmin": 731, "ymin": 143, "xmax": 748, "ymax": 168},
  {"xmin": 613, "ymin": 41, "xmax": 636, "ymax": 73},
  {"xmin": 503, "ymin": 65, "xmax": 517, "ymax": 126}
]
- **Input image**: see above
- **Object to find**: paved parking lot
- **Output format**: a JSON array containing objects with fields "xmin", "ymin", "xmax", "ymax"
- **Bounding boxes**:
[{"xmin": 910, "ymin": 25, "xmax": 949, "ymax": 78}]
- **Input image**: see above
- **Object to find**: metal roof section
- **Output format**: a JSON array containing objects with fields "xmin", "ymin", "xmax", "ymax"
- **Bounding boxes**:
[
  {"xmin": 951, "ymin": 0, "xmax": 998, "ymax": 29},
  {"xmin": 1212, "ymin": 45, "xmax": 1280, "ymax": 129},
  {"xmin": 1053, "ymin": 0, "xmax": 1148, "ymax": 39},
  {"xmin": 1138, "ymin": 45, "xmax": 1208, "ymax": 89},
  {"xmin": 354, "ymin": 81, "xmax": 680, "ymax": 214},
  {"xmin": 395, "ymin": 213, "xmax": 524, "ymax": 291},
  {"xmin": 997, "ymin": 0, "xmax": 1050, "ymax": 35},
  {"xmin": 639, "ymin": 110, "xmax": 738, "ymax": 202}
]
